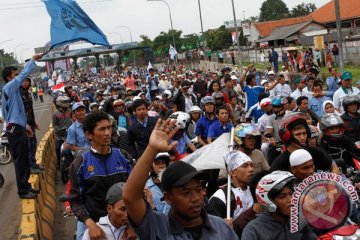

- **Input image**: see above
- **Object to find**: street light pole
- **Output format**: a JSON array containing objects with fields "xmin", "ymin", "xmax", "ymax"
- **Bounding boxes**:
[
  {"xmin": 148, "ymin": 0, "xmax": 176, "ymax": 50},
  {"xmin": 231, "ymin": 0, "xmax": 242, "ymax": 66},
  {"xmin": 19, "ymin": 48, "xmax": 30, "ymax": 64},
  {"xmin": 197, "ymin": 0, "xmax": 205, "ymax": 48},
  {"xmin": 117, "ymin": 25, "xmax": 136, "ymax": 66},
  {"xmin": 14, "ymin": 43, "xmax": 26, "ymax": 63},
  {"xmin": 108, "ymin": 32, "xmax": 123, "ymax": 43}
]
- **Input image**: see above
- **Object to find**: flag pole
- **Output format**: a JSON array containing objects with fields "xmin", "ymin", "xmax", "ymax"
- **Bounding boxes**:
[{"xmin": 226, "ymin": 127, "xmax": 234, "ymax": 219}]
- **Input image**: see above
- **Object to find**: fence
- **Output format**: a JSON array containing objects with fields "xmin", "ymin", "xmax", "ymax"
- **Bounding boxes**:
[{"xmin": 18, "ymin": 126, "xmax": 57, "ymax": 240}]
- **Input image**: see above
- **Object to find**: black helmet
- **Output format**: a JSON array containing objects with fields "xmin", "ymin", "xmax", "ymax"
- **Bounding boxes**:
[{"xmin": 342, "ymin": 95, "xmax": 360, "ymax": 111}]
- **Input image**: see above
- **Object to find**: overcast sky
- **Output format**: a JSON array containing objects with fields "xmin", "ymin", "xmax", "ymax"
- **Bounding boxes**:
[{"xmin": 0, "ymin": 0, "xmax": 329, "ymax": 61}]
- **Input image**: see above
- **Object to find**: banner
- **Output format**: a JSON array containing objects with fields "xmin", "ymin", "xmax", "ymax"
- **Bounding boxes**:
[
  {"xmin": 231, "ymin": 32, "xmax": 239, "ymax": 45},
  {"xmin": 43, "ymin": 0, "xmax": 110, "ymax": 50},
  {"xmin": 182, "ymin": 133, "xmax": 231, "ymax": 170},
  {"xmin": 169, "ymin": 44, "xmax": 177, "ymax": 60}
]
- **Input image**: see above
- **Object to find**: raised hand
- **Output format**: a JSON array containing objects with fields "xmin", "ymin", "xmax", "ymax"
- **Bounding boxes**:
[{"xmin": 148, "ymin": 118, "xmax": 178, "ymax": 153}]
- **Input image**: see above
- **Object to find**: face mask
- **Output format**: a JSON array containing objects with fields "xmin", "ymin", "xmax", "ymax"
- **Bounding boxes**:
[{"xmin": 112, "ymin": 95, "xmax": 118, "ymax": 99}]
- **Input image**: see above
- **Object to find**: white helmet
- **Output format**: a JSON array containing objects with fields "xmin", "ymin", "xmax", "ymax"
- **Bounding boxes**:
[
  {"xmin": 163, "ymin": 90, "xmax": 172, "ymax": 99},
  {"xmin": 133, "ymin": 96, "xmax": 141, "ymax": 101},
  {"xmin": 189, "ymin": 105, "xmax": 202, "ymax": 113},
  {"xmin": 256, "ymin": 171, "xmax": 295, "ymax": 212},
  {"xmin": 169, "ymin": 111, "xmax": 190, "ymax": 129}
]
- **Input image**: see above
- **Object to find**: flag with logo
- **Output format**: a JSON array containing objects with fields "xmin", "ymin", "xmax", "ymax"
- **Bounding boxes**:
[
  {"xmin": 43, "ymin": 0, "xmax": 110, "ymax": 50},
  {"xmin": 182, "ymin": 133, "xmax": 231, "ymax": 170},
  {"xmin": 169, "ymin": 44, "xmax": 177, "ymax": 60}
]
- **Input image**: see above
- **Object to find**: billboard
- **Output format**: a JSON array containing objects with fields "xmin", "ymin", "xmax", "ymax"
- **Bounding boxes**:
[
  {"xmin": 242, "ymin": 22, "xmax": 250, "ymax": 36},
  {"xmin": 224, "ymin": 19, "xmax": 242, "ymax": 29}
]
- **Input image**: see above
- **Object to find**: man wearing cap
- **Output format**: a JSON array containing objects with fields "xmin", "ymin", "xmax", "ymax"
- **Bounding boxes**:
[
  {"xmin": 172, "ymin": 80, "xmax": 196, "ymax": 112},
  {"xmin": 82, "ymin": 182, "xmax": 136, "ymax": 240},
  {"xmin": 207, "ymin": 150, "xmax": 254, "ymax": 220},
  {"xmin": 333, "ymin": 71, "xmax": 360, "ymax": 113},
  {"xmin": 65, "ymin": 102, "xmax": 90, "ymax": 152},
  {"xmin": 257, "ymin": 98, "xmax": 273, "ymax": 133},
  {"xmin": 289, "ymin": 149, "xmax": 315, "ymax": 181},
  {"xmin": 1, "ymin": 53, "xmax": 43, "ymax": 199},
  {"xmin": 290, "ymin": 77, "xmax": 312, "ymax": 100},
  {"xmin": 123, "ymin": 119, "xmax": 239, "ymax": 240},
  {"xmin": 245, "ymin": 93, "xmax": 268, "ymax": 123},
  {"xmin": 62, "ymin": 102, "xmax": 91, "ymax": 171}
]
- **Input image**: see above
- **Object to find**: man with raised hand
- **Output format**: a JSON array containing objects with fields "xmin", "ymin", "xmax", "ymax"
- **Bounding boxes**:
[
  {"xmin": 1, "ymin": 53, "xmax": 43, "ymax": 199},
  {"xmin": 123, "ymin": 119, "xmax": 239, "ymax": 240}
]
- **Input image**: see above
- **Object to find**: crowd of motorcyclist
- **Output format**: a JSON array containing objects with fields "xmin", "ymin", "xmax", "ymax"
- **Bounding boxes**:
[{"xmin": 47, "ymin": 60, "xmax": 360, "ymax": 239}]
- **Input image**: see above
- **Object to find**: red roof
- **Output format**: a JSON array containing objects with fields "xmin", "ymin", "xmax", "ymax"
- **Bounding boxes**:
[
  {"xmin": 254, "ymin": 0, "xmax": 360, "ymax": 37},
  {"xmin": 310, "ymin": 0, "xmax": 360, "ymax": 23}
]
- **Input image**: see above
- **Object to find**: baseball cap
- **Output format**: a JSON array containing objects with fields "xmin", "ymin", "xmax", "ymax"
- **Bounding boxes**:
[
  {"xmin": 268, "ymin": 70, "xmax": 275, "ymax": 75},
  {"xmin": 223, "ymin": 150, "xmax": 252, "ymax": 172},
  {"xmin": 290, "ymin": 149, "xmax": 312, "ymax": 167},
  {"xmin": 261, "ymin": 79, "xmax": 268, "ymax": 86},
  {"xmin": 105, "ymin": 182, "xmax": 126, "ymax": 205},
  {"xmin": 294, "ymin": 77, "xmax": 306, "ymax": 85},
  {"xmin": 231, "ymin": 75, "xmax": 238, "ymax": 80},
  {"xmin": 260, "ymin": 98, "xmax": 272, "ymax": 108},
  {"xmin": 341, "ymin": 71, "xmax": 352, "ymax": 80},
  {"xmin": 161, "ymin": 161, "xmax": 208, "ymax": 192},
  {"xmin": 72, "ymin": 101, "xmax": 86, "ymax": 112}
]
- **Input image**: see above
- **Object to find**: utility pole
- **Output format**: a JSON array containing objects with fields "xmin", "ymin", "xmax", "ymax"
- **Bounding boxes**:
[
  {"xmin": 197, "ymin": 0, "xmax": 205, "ymax": 48},
  {"xmin": 231, "ymin": 0, "xmax": 242, "ymax": 66},
  {"xmin": 334, "ymin": 0, "xmax": 344, "ymax": 72}
]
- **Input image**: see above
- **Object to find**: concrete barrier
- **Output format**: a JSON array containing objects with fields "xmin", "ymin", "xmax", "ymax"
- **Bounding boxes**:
[{"xmin": 18, "ymin": 126, "xmax": 57, "ymax": 240}]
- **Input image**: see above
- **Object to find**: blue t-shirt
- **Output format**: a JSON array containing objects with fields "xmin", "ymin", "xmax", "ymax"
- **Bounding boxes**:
[
  {"xmin": 207, "ymin": 120, "xmax": 233, "ymax": 139},
  {"xmin": 243, "ymin": 85, "xmax": 265, "ymax": 111},
  {"xmin": 246, "ymin": 104, "xmax": 265, "ymax": 123},
  {"xmin": 195, "ymin": 115, "xmax": 218, "ymax": 139}
]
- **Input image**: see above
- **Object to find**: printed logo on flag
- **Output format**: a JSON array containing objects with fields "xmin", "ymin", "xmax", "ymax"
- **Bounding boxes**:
[{"xmin": 61, "ymin": 8, "xmax": 88, "ymax": 32}]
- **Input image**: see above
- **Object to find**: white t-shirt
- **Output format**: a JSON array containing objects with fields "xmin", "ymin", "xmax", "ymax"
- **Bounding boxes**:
[
  {"xmin": 333, "ymin": 87, "xmax": 360, "ymax": 113},
  {"xmin": 210, "ymin": 186, "xmax": 253, "ymax": 220},
  {"xmin": 290, "ymin": 88, "xmax": 312, "ymax": 100},
  {"xmin": 274, "ymin": 83, "xmax": 292, "ymax": 98}
]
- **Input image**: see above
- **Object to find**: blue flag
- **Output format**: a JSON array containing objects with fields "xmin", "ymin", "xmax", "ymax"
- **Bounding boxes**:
[{"xmin": 44, "ymin": 0, "xmax": 110, "ymax": 49}]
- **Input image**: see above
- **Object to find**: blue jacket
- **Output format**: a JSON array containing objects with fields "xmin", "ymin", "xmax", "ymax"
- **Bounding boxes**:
[
  {"xmin": 2, "ymin": 60, "xmax": 36, "ymax": 127},
  {"xmin": 69, "ymin": 148, "xmax": 131, "ymax": 223}
]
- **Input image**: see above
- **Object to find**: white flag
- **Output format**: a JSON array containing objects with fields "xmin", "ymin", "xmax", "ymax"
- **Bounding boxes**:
[
  {"xmin": 169, "ymin": 44, "xmax": 177, "ymax": 60},
  {"xmin": 182, "ymin": 133, "xmax": 231, "ymax": 170},
  {"xmin": 147, "ymin": 61, "xmax": 153, "ymax": 70}
]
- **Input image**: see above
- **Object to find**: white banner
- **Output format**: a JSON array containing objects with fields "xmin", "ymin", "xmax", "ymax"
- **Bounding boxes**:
[{"xmin": 182, "ymin": 133, "xmax": 231, "ymax": 170}]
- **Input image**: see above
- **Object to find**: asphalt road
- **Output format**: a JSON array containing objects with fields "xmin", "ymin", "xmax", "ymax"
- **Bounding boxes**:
[{"xmin": 0, "ymin": 95, "xmax": 56, "ymax": 240}]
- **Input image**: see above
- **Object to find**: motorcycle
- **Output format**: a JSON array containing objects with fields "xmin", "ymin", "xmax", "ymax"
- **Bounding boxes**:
[{"xmin": 0, "ymin": 132, "xmax": 12, "ymax": 165}]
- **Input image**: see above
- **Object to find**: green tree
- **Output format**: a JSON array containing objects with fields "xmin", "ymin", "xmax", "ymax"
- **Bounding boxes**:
[
  {"xmin": 290, "ymin": 3, "xmax": 317, "ymax": 17},
  {"xmin": 204, "ymin": 26, "xmax": 232, "ymax": 51},
  {"xmin": 152, "ymin": 30, "xmax": 182, "ymax": 56},
  {"xmin": 259, "ymin": 0, "xmax": 289, "ymax": 22},
  {"xmin": 0, "ymin": 49, "xmax": 18, "ymax": 70}
]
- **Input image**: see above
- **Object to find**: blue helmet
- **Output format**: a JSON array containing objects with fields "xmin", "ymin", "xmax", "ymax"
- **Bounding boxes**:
[{"xmin": 271, "ymin": 98, "xmax": 283, "ymax": 107}]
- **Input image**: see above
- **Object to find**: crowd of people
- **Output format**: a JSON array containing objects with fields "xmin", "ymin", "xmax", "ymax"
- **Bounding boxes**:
[{"xmin": 1, "ymin": 52, "xmax": 360, "ymax": 239}]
